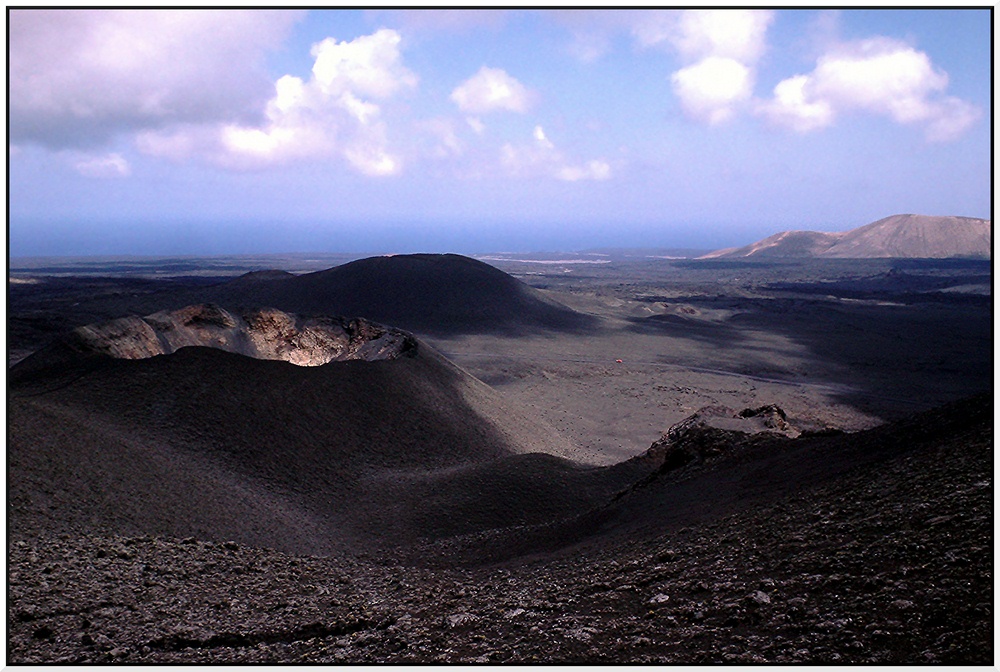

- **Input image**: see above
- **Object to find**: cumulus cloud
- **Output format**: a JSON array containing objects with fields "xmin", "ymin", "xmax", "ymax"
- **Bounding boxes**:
[
  {"xmin": 310, "ymin": 29, "xmax": 418, "ymax": 99},
  {"xmin": 501, "ymin": 125, "xmax": 611, "ymax": 182},
  {"xmin": 451, "ymin": 66, "xmax": 533, "ymax": 114},
  {"xmin": 671, "ymin": 57, "xmax": 753, "ymax": 125},
  {"xmin": 141, "ymin": 28, "xmax": 417, "ymax": 174},
  {"xmin": 632, "ymin": 10, "xmax": 773, "ymax": 125},
  {"xmin": 635, "ymin": 9, "xmax": 773, "ymax": 63},
  {"xmin": 72, "ymin": 152, "xmax": 131, "ymax": 178},
  {"xmin": 758, "ymin": 38, "xmax": 981, "ymax": 141},
  {"xmin": 755, "ymin": 75, "xmax": 833, "ymax": 133},
  {"xmin": 8, "ymin": 9, "xmax": 302, "ymax": 149}
]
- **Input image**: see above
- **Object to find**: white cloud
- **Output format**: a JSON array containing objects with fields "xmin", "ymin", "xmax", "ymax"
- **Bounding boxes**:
[
  {"xmin": 632, "ymin": 10, "xmax": 772, "ymax": 126},
  {"xmin": 637, "ymin": 9, "xmax": 774, "ymax": 63},
  {"xmin": 450, "ymin": 66, "xmax": 533, "ymax": 114},
  {"xmin": 922, "ymin": 98, "xmax": 981, "ymax": 143},
  {"xmin": 758, "ymin": 38, "xmax": 980, "ymax": 141},
  {"xmin": 556, "ymin": 160, "xmax": 611, "ymax": 182},
  {"xmin": 755, "ymin": 75, "xmax": 833, "ymax": 133},
  {"xmin": 811, "ymin": 39, "xmax": 947, "ymax": 119},
  {"xmin": 140, "ymin": 28, "xmax": 417, "ymax": 173},
  {"xmin": 533, "ymin": 125, "xmax": 555, "ymax": 149},
  {"xmin": 310, "ymin": 29, "xmax": 418, "ymax": 99},
  {"xmin": 343, "ymin": 139, "xmax": 400, "ymax": 176},
  {"xmin": 72, "ymin": 152, "xmax": 131, "ymax": 178},
  {"xmin": 671, "ymin": 57, "xmax": 753, "ymax": 125},
  {"xmin": 466, "ymin": 117, "xmax": 486, "ymax": 135},
  {"xmin": 8, "ymin": 9, "xmax": 302, "ymax": 149},
  {"xmin": 501, "ymin": 125, "xmax": 611, "ymax": 182}
]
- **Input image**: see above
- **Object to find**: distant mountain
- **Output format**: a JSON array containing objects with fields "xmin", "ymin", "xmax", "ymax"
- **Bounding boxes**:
[{"xmin": 702, "ymin": 214, "xmax": 991, "ymax": 259}]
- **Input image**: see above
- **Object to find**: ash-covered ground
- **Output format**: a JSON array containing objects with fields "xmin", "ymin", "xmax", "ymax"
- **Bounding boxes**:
[{"xmin": 7, "ymin": 253, "xmax": 993, "ymax": 665}]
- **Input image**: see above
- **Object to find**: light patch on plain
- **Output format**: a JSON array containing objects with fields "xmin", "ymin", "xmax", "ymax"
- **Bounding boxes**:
[{"xmin": 477, "ymin": 257, "xmax": 612, "ymax": 264}]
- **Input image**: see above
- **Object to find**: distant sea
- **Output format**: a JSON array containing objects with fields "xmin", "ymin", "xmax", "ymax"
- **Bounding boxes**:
[{"xmin": 9, "ymin": 217, "xmax": 740, "ymax": 259}]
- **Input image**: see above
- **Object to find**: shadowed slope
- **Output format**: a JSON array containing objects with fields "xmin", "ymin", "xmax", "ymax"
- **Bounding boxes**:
[
  {"xmin": 424, "ymin": 392, "xmax": 991, "ymax": 565},
  {"xmin": 9, "ymin": 312, "xmax": 636, "ymax": 553}
]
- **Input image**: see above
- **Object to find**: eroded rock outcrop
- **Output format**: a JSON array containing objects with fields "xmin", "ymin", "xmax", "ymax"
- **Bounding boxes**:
[
  {"xmin": 52, "ymin": 304, "xmax": 417, "ymax": 367},
  {"xmin": 638, "ymin": 404, "xmax": 800, "ymax": 473}
]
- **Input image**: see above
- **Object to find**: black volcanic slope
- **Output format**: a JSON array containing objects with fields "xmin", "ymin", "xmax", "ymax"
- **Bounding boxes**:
[
  {"xmin": 201, "ymin": 253, "xmax": 597, "ymax": 336},
  {"xmin": 7, "ymin": 296, "xmax": 992, "ymax": 663},
  {"xmin": 8, "ymin": 380, "xmax": 991, "ymax": 663},
  {"xmin": 8, "ymin": 311, "xmax": 639, "ymax": 556}
]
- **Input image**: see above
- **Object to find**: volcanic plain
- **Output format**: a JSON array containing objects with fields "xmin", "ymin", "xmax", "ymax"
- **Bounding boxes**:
[{"xmin": 7, "ymin": 250, "xmax": 993, "ymax": 664}]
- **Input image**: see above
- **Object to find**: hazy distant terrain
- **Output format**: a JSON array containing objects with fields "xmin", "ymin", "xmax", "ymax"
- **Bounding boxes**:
[
  {"xmin": 702, "ymin": 214, "xmax": 991, "ymax": 259},
  {"xmin": 7, "ymin": 250, "xmax": 992, "ymax": 664}
]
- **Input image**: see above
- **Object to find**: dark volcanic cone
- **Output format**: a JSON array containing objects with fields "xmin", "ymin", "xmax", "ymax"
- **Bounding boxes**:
[{"xmin": 202, "ymin": 253, "xmax": 597, "ymax": 336}]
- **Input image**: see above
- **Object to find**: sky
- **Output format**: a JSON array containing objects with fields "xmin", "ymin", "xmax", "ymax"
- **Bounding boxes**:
[{"xmin": 7, "ymin": 8, "xmax": 993, "ymax": 257}]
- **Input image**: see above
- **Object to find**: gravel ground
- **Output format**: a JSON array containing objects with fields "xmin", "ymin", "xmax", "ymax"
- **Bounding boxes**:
[{"xmin": 8, "ymin": 399, "xmax": 991, "ymax": 665}]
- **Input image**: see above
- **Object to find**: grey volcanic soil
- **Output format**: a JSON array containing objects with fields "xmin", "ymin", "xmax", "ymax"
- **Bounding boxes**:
[
  {"xmin": 8, "ymin": 396, "xmax": 992, "ymax": 664},
  {"xmin": 7, "ymin": 253, "xmax": 993, "ymax": 664}
]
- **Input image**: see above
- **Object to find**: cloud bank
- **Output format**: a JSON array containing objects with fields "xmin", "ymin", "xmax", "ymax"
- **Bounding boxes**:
[
  {"xmin": 138, "ymin": 27, "xmax": 418, "ymax": 175},
  {"xmin": 8, "ymin": 8, "xmax": 981, "ymax": 190},
  {"xmin": 8, "ymin": 9, "xmax": 302, "ymax": 149}
]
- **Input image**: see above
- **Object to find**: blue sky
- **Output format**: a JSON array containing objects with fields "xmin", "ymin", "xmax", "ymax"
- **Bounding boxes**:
[{"xmin": 7, "ymin": 8, "xmax": 993, "ymax": 256}]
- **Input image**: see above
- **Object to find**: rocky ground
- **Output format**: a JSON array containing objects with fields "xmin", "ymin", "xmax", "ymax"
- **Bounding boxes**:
[
  {"xmin": 7, "ymin": 256, "xmax": 992, "ymax": 665},
  {"xmin": 8, "ymin": 398, "xmax": 991, "ymax": 664}
]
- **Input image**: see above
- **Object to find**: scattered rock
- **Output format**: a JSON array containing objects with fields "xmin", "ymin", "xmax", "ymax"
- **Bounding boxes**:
[{"xmin": 446, "ymin": 613, "xmax": 478, "ymax": 629}]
